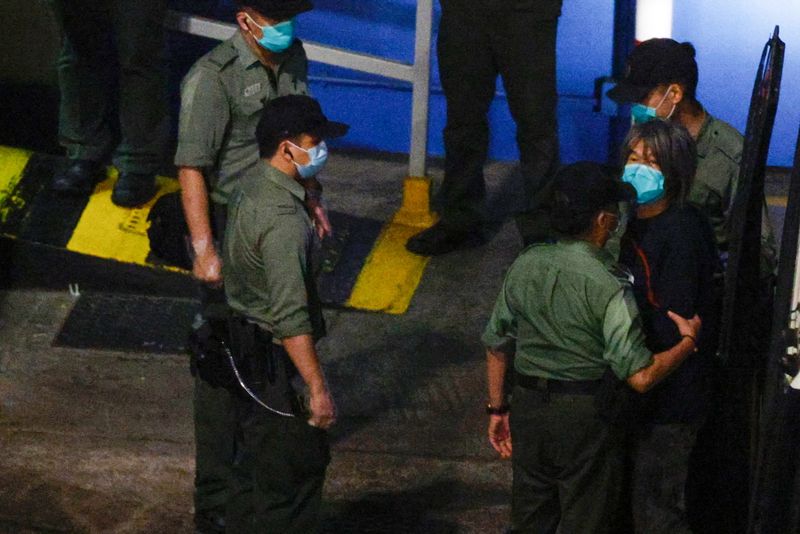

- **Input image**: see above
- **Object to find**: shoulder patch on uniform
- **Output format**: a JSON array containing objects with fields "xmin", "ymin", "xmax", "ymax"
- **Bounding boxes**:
[{"xmin": 707, "ymin": 117, "xmax": 743, "ymax": 163}]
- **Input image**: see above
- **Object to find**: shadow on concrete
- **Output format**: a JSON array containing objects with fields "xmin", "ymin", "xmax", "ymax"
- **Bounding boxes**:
[
  {"xmin": 323, "ymin": 479, "xmax": 506, "ymax": 533},
  {"xmin": 323, "ymin": 329, "xmax": 480, "ymax": 450}
]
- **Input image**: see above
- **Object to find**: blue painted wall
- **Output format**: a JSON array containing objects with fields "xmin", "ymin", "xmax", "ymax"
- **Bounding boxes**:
[
  {"xmin": 673, "ymin": 3, "xmax": 800, "ymax": 167},
  {"xmin": 208, "ymin": 1, "xmax": 798, "ymax": 167},
  {"xmin": 295, "ymin": 0, "xmax": 615, "ymax": 165}
]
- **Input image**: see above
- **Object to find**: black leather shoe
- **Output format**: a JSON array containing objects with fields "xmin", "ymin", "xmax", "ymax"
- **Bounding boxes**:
[
  {"xmin": 111, "ymin": 172, "xmax": 157, "ymax": 208},
  {"xmin": 52, "ymin": 158, "xmax": 106, "ymax": 193},
  {"xmin": 405, "ymin": 221, "xmax": 482, "ymax": 256},
  {"xmin": 194, "ymin": 510, "xmax": 225, "ymax": 534}
]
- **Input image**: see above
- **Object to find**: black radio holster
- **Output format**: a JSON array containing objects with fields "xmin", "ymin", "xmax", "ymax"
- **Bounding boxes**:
[{"xmin": 188, "ymin": 310, "xmax": 299, "ymax": 413}]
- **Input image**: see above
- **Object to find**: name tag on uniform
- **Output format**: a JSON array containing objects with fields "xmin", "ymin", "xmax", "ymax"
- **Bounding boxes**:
[{"xmin": 244, "ymin": 82, "xmax": 262, "ymax": 97}]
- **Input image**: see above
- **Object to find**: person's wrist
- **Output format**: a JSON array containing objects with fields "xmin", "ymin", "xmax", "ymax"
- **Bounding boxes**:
[{"xmin": 192, "ymin": 237, "xmax": 214, "ymax": 256}]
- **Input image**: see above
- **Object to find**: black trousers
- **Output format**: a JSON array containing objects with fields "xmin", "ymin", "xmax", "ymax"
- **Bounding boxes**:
[
  {"xmin": 436, "ymin": 5, "xmax": 560, "ymax": 229},
  {"xmin": 193, "ymin": 204, "xmax": 234, "ymax": 525},
  {"xmin": 50, "ymin": 0, "xmax": 169, "ymax": 174},
  {"xmin": 226, "ymin": 344, "xmax": 330, "ymax": 534}
]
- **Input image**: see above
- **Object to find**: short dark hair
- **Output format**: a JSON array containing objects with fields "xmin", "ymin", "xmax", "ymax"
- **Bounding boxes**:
[
  {"xmin": 550, "ymin": 161, "xmax": 631, "ymax": 237},
  {"xmin": 621, "ymin": 120, "xmax": 697, "ymax": 207},
  {"xmin": 255, "ymin": 127, "xmax": 297, "ymax": 158}
]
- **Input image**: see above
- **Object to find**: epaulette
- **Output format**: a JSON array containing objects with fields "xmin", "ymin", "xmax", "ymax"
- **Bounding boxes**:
[
  {"xmin": 204, "ymin": 41, "xmax": 238, "ymax": 71},
  {"xmin": 607, "ymin": 263, "xmax": 634, "ymax": 286},
  {"xmin": 705, "ymin": 116, "xmax": 744, "ymax": 163}
]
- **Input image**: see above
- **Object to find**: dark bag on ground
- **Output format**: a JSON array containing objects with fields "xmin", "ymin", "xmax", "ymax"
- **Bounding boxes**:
[
  {"xmin": 147, "ymin": 191, "xmax": 192, "ymax": 270},
  {"xmin": 594, "ymin": 368, "xmax": 641, "ymax": 426}
]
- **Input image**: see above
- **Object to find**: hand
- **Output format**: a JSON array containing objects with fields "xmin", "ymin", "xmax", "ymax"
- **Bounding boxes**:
[
  {"xmin": 667, "ymin": 311, "xmax": 701, "ymax": 341},
  {"xmin": 193, "ymin": 247, "xmax": 223, "ymax": 287},
  {"xmin": 307, "ymin": 197, "xmax": 333, "ymax": 239},
  {"xmin": 308, "ymin": 388, "xmax": 337, "ymax": 430},
  {"xmin": 488, "ymin": 414, "xmax": 512, "ymax": 459}
]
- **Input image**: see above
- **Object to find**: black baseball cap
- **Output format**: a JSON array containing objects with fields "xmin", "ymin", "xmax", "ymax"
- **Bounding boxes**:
[
  {"xmin": 256, "ymin": 95, "xmax": 349, "ymax": 151},
  {"xmin": 234, "ymin": 0, "xmax": 313, "ymax": 18},
  {"xmin": 553, "ymin": 162, "xmax": 634, "ymax": 215},
  {"xmin": 607, "ymin": 38, "xmax": 699, "ymax": 103}
]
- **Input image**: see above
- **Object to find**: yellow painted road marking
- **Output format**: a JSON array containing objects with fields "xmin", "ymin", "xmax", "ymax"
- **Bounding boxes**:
[
  {"xmin": 67, "ymin": 169, "xmax": 181, "ymax": 265},
  {"xmin": 346, "ymin": 215, "xmax": 431, "ymax": 314},
  {"xmin": 767, "ymin": 195, "xmax": 787, "ymax": 207},
  {"xmin": 0, "ymin": 146, "xmax": 33, "ymax": 225}
]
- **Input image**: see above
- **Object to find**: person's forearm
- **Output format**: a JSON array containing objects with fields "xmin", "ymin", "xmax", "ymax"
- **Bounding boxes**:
[
  {"xmin": 282, "ymin": 334, "xmax": 328, "ymax": 394},
  {"xmin": 178, "ymin": 166, "xmax": 214, "ymax": 253},
  {"xmin": 486, "ymin": 348, "xmax": 509, "ymax": 407},
  {"xmin": 627, "ymin": 337, "xmax": 696, "ymax": 393}
]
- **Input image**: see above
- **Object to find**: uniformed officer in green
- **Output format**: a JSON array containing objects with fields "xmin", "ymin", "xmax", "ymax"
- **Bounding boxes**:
[
  {"xmin": 483, "ymin": 162, "xmax": 701, "ymax": 533},
  {"xmin": 222, "ymin": 94, "xmax": 346, "ymax": 533},
  {"xmin": 607, "ymin": 38, "xmax": 778, "ymax": 276},
  {"xmin": 49, "ymin": 0, "xmax": 168, "ymax": 207},
  {"xmin": 174, "ymin": 1, "xmax": 329, "ymax": 531}
]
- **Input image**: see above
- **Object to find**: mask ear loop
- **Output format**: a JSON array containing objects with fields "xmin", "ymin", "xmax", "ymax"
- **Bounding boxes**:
[{"xmin": 657, "ymin": 84, "xmax": 677, "ymax": 119}]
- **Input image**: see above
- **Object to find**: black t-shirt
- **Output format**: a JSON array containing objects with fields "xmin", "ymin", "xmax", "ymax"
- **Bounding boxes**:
[{"xmin": 619, "ymin": 204, "xmax": 720, "ymax": 424}]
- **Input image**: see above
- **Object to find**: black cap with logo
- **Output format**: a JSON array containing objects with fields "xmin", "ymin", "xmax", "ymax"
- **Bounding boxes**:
[
  {"xmin": 256, "ymin": 95, "xmax": 349, "ymax": 152},
  {"xmin": 607, "ymin": 38, "xmax": 699, "ymax": 104},
  {"xmin": 234, "ymin": 0, "xmax": 313, "ymax": 18}
]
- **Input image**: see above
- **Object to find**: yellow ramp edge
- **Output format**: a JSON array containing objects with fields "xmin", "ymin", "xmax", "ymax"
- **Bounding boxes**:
[
  {"xmin": 767, "ymin": 195, "xmax": 787, "ymax": 208},
  {"xmin": 67, "ymin": 169, "xmax": 181, "ymax": 266},
  {"xmin": 0, "ymin": 146, "xmax": 33, "ymax": 225},
  {"xmin": 346, "ymin": 176, "xmax": 438, "ymax": 314}
]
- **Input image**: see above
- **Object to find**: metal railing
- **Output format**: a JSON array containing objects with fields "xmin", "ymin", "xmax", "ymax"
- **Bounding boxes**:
[{"xmin": 164, "ymin": 3, "xmax": 434, "ymax": 178}]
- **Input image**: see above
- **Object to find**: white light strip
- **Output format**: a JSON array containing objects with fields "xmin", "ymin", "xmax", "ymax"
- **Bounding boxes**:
[
  {"xmin": 164, "ymin": 11, "xmax": 414, "ymax": 82},
  {"xmin": 635, "ymin": 0, "xmax": 673, "ymax": 41}
]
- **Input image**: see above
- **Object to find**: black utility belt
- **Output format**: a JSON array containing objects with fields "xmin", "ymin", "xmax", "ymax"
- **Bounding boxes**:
[{"xmin": 516, "ymin": 373, "xmax": 602, "ymax": 395}]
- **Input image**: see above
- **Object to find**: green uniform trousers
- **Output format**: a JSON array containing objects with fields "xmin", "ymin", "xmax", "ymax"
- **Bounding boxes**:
[
  {"xmin": 227, "ymin": 396, "xmax": 330, "ymax": 534},
  {"xmin": 50, "ymin": 0, "xmax": 168, "ymax": 174},
  {"xmin": 436, "ymin": 5, "xmax": 560, "ymax": 230},
  {"xmin": 510, "ymin": 384, "xmax": 624, "ymax": 533}
]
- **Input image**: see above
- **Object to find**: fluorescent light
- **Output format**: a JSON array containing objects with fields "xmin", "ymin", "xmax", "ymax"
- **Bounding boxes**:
[{"xmin": 636, "ymin": 0, "xmax": 673, "ymax": 41}]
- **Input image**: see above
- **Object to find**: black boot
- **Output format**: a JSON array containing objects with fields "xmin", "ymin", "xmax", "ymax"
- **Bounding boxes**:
[
  {"xmin": 52, "ymin": 158, "xmax": 106, "ymax": 194},
  {"xmin": 405, "ymin": 221, "xmax": 482, "ymax": 256},
  {"xmin": 112, "ymin": 172, "xmax": 157, "ymax": 208}
]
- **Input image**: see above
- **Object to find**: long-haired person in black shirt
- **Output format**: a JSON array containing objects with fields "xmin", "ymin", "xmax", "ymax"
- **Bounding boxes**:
[{"xmin": 618, "ymin": 119, "xmax": 720, "ymax": 534}]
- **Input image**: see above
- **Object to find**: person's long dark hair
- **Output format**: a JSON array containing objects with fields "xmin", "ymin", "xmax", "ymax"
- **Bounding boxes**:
[{"xmin": 621, "ymin": 119, "xmax": 697, "ymax": 207}]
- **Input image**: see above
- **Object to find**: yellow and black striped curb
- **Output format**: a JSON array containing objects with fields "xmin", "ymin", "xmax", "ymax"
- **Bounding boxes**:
[{"xmin": 0, "ymin": 146, "xmax": 437, "ymax": 314}]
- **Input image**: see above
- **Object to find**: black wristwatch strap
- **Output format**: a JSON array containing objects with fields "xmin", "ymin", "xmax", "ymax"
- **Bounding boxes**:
[{"xmin": 486, "ymin": 403, "xmax": 510, "ymax": 415}]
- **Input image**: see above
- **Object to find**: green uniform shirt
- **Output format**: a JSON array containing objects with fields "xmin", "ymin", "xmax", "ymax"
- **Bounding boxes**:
[
  {"xmin": 175, "ymin": 32, "xmax": 309, "ymax": 204},
  {"xmin": 691, "ymin": 112, "xmax": 777, "ymax": 275},
  {"xmin": 223, "ymin": 163, "xmax": 325, "ymax": 340},
  {"xmin": 482, "ymin": 240, "xmax": 653, "ymax": 381}
]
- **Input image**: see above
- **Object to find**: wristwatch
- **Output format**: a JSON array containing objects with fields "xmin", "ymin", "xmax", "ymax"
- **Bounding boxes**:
[{"xmin": 485, "ymin": 402, "xmax": 510, "ymax": 415}]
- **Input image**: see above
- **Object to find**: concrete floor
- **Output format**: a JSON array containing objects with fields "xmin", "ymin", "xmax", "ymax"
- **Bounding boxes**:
[
  {"xmin": 0, "ymin": 152, "xmax": 792, "ymax": 533},
  {"xmin": 0, "ymin": 153, "xmax": 527, "ymax": 533}
]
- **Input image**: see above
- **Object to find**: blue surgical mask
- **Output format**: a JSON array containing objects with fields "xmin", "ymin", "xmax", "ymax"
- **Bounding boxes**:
[
  {"xmin": 245, "ymin": 13, "xmax": 294, "ymax": 53},
  {"xmin": 630, "ymin": 85, "xmax": 676, "ymax": 124},
  {"xmin": 622, "ymin": 163, "xmax": 665, "ymax": 204},
  {"xmin": 288, "ymin": 140, "xmax": 328, "ymax": 179},
  {"xmin": 631, "ymin": 103, "xmax": 657, "ymax": 125}
]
